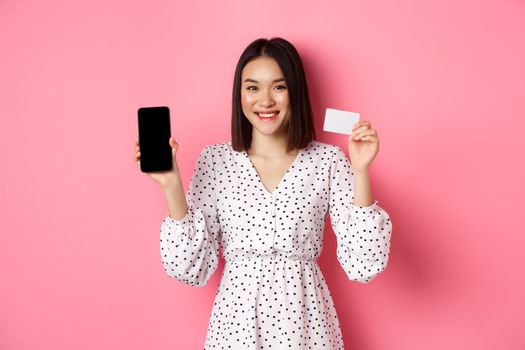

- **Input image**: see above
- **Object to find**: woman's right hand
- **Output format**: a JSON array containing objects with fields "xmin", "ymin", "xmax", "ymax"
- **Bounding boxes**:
[{"xmin": 134, "ymin": 136, "xmax": 182, "ymax": 189}]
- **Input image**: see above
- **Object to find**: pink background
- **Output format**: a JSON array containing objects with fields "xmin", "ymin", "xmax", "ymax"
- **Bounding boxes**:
[{"xmin": 1, "ymin": 0, "xmax": 524, "ymax": 349}]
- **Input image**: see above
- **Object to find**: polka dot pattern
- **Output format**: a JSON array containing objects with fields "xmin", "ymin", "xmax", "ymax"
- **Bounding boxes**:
[{"xmin": 160, "ymin": 140, "xmax": 393, "ymax": 349}]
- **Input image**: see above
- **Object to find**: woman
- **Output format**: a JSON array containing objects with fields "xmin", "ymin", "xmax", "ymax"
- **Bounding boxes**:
[{"xmin": 134, "ymin": 37, "xmax": 392, "ymax": 349}]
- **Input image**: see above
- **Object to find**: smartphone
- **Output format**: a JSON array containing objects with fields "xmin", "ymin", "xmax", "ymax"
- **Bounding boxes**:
[{"xmin": 137, "ymin": 106, "xmax": 173, "ymax": 172}]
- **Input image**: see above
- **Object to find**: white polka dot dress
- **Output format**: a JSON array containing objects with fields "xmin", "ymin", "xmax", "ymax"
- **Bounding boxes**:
[{"xmin": 160, "ymin": 140, "xmax": 393, "ymax": 349}]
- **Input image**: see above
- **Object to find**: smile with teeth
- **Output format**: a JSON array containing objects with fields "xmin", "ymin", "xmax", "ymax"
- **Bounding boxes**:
[{"xmin": 256, "ymin": 111, "xmax": 279, "ymax": 120}]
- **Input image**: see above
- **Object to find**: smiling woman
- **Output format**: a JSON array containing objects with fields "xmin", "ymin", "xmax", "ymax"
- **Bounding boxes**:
[
  {"xmin": 231, "ymin": 37, "xmax": 316, "ymax": 154},
  {"xmin": 155, "ymin": 37, "xmax": 393, "ymax": 350},
  {"xmin": 240, "ymin": 56, "xmax": 291, "ymax": 136}
]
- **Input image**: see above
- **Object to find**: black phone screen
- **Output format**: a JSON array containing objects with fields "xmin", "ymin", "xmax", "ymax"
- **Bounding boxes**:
[{"xmin": 137, "ymin": 106, "xmax": 172, "ymax": 172}]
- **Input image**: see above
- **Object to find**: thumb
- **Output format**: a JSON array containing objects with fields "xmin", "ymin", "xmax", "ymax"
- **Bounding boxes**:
[{"xmin": 169, "ymin": 137, "xmax": 178, "ymax": 154}]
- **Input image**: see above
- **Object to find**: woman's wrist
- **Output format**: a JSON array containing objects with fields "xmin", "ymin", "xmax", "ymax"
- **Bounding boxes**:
[
  {"xmin": 160, "ymin": 172, "xmax": 183, "ymax": 191},
  {"xmin": 353, "ymin": 167, "xmax": 369, "ymax": 175}
]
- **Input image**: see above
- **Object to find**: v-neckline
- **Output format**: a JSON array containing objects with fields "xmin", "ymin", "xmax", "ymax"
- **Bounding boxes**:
[{"xmin": 243, "ymin": 143, "xmax": 307, "ymax": 196}]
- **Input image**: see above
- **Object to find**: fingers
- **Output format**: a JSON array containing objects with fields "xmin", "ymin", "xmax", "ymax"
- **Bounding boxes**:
[
  {"xmin": 351, "ymin": 122, "xmax": 371, "ymax": 134},
  {"xmin": 351, "ymin": 124, "xmax": 366, "ymax": 139},
  {"xmin": 350, "ymin": 121, "xmax": 378, "ymax": 140},
  {"xmin": 357, "ymin": 134, "xmax": 378, "ymax": 142},
  {"xmin": 352, "ymin": 129, "xmax": 377, "ymax": 141},
  {"xmin": 351, "ymin": 121, "xmax": 371, "ymax": 132},
  {"xmin": 349, "ymin": 129, "xmax": 377, "ymax": 140},
  {"xmin": 135, "ymin": 137, "xmax": 140, "ymax": 153},
  {"xmin": 134, "ymin": 137, "xmax": 141, "ymax": 163},
  {"xmin": 169, "ymin": 137, "xmax": 179, "ymax": 153}
]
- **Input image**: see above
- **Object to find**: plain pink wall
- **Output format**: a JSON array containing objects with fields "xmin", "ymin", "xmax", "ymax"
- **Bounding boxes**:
[{"xmin": 1, "ymin": 0, "xmax": 524, "ymax": 349}]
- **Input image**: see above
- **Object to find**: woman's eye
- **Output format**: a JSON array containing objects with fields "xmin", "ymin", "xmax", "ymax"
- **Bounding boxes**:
[
  {"xmin": 246, "ymin": 86, "xmax": 257, "ymax": 91},
  {"xmin": 275, "ymin": 85, "xmax": 287, "ymax": 90}
]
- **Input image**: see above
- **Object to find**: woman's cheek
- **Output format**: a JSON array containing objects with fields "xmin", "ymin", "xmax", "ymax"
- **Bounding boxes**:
[
  {"xmin": 241, "ymin": 95, "xmax": 256, "ymax": 120},
  {"xmin": 275, "ymin": 93, "xmax": 289, "ymax": 107},
  {"xmin": 242, "ymin": 93, "xmax": 257, "ymax": 105}
]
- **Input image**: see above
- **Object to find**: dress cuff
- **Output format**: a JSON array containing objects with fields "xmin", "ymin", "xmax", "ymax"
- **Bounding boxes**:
[
  {"xmin": 164, "ymin": 210, "xmax": 191, "ymax": 226},
  {"xmin": 350, "ymin": 199, "xmax": 379, "ymax": 216},
  {"xmin": 162, "ymin": 208, "xmax": 207, "ymax": 239}
]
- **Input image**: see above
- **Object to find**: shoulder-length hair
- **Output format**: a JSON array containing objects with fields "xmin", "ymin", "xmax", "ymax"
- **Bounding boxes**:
[{"xmin": 231, "ymin": 37, "xmax": 316, "ymax": 153}]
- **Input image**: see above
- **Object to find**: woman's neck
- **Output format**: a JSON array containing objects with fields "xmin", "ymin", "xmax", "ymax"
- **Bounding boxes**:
[{"xmin": 248, "ymin": 131, "xmax": 297, "ymax": 158}]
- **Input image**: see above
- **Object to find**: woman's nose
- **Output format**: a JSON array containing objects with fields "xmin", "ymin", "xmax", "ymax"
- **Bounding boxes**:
[{"xmin": 259, "ymin": 89, "xmax": 275, "ymax": 106}]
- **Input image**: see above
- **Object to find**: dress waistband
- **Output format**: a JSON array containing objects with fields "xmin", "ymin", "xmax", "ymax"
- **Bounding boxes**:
[{"xmin": 224, "ymin": 251, "xmax": 317, "ymax": 263}]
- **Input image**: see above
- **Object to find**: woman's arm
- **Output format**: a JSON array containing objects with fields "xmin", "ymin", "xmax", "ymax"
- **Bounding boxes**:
[
  {"xmin": 162, "ymin": 177, "xmax": 189, "ymax": 221},
  {"xmin": 328, "ymin": 146, "xmax": 392, "ymax": 283},
  {"xmin": 352, "ymin": 169, "xmax": 374, "ymax": 207},
  {"xmin": 159, "ymin": 145, "xmax": 222, "ymax": 287},
  {"xmin": 348, "ymin": 120, "xmax": 379, "ymax": 207}
]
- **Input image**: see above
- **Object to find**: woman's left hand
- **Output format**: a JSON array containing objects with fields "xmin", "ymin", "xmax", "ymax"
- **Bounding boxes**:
[{"xmin": 348, "ymin": 121, "xmax": 380, "ymax": 172}]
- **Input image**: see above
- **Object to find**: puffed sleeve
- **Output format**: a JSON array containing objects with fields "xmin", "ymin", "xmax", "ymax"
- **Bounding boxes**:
[
  {"xmin": 159, "ymin": 145, "xmax": 221, "ymax": 287},
  {"xmin": 328, "ymin": 146, "xmax": 392, "ymax": 283}
]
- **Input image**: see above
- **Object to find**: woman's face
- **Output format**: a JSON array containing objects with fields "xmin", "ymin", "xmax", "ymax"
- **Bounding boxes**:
[{"xmin": 240, "ymin": 56, "xmax": 291, "ymax": 137}]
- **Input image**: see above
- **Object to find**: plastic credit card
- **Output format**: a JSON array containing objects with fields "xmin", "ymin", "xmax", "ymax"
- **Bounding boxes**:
[{"xmin": 323, "ymin": 108, "xmax": 360, "ymax": 135}]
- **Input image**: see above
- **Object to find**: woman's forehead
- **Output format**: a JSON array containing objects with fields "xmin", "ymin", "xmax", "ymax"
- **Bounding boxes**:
[{"xmin": 242, "ymin": 57, "xmax": 284, "ymax": 82}]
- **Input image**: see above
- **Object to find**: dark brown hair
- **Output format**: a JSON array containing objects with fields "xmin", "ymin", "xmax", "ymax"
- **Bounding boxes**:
[{"xmin": 231, "ymin": 37, "xmax": 316, "ymax": 153}]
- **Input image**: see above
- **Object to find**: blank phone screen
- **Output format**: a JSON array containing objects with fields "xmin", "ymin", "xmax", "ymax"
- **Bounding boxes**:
[{"xmin": 137, "ymin": 106, "xmax": 172, "ymax": 172}]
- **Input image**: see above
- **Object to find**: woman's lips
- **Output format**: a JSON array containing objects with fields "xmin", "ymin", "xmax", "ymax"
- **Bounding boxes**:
[{"xmin": 256, "ymin": 111, "xmax": 279, "ymax": 120}]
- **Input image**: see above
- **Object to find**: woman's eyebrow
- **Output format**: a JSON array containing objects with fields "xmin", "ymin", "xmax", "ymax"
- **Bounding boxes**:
[{"xmin": 243, "ymin": 78, "xmax": 285, "ymax": 83}]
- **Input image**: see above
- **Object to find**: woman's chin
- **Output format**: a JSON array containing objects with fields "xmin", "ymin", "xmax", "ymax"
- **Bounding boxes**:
[{"xmin": 256, "ymin": 125, "xmax": 286, "ymax": 136}]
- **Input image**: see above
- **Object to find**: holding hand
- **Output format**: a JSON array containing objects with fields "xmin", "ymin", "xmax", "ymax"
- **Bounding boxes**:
[
  {"xmin": 348, "ymin": 121, "xmax": 380, "ymax": 172},
  {"xmin": 134, "ymin": 136, "xmax": 182, "ymax": 189}
]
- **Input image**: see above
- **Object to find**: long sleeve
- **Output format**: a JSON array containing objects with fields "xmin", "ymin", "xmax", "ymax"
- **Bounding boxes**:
[
  {"xmin": 328, "ymin": 146, "xmax": 393, "ymax": 283},
  {"xmin": 159, "ymin": 145, "xmax": 221, "ymax": 287}
]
